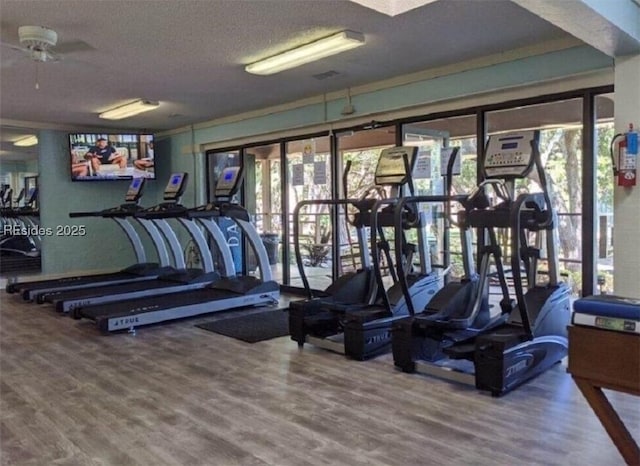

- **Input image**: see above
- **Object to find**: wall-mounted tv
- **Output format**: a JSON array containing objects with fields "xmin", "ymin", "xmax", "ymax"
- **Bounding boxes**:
[{"xmin": 69, "ymin": 133, "xmax": 155, "ymax": 181}]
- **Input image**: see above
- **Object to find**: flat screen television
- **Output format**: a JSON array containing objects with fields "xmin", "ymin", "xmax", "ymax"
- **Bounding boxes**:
[{"xmin": 69, "ymin": 133, "xmax": 155, "ymax": 181}]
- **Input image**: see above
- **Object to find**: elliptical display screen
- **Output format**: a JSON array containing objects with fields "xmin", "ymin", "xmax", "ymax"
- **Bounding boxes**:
[
  {"xmin": 374, "ymin": 146, "xmax": 418, "ymax": 186},
  {"xmin": 484, "ymin": 131, "xmax": 538, "ymax": 179}
]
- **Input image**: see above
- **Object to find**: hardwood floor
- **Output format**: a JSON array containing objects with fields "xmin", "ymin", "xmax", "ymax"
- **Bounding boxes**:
[{"xmin": 1, "ymin": 292, "xmax": 638, "ymax": 466}]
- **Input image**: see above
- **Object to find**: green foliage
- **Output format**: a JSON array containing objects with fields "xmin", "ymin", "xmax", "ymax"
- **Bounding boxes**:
[{"xmin": 252, "ymin": 122, "xmax": 617, "ymax": 292}]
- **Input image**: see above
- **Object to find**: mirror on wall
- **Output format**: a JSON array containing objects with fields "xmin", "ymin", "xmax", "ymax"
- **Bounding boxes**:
[{"xmin": 0, "ymin": 126, "xmax": 41, "ymax": 275}]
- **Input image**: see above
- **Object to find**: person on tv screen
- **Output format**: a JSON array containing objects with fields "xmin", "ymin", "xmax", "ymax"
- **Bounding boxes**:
[
  {"xmin": 134, "ymin": 141, "xmax": 154, "ymax": 171},
  {"xmin": 70, "ymin": 148, "xmax": 89, "ymax": 177},
  {"xmin": 84, "ymin": 138, "xmax": 126, "ymax": 173}
]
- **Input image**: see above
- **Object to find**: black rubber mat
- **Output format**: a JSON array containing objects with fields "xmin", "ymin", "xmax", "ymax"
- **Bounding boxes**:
[{"xmin": 196, "ymin": 309, "xmax": 289, "ymax": 343}]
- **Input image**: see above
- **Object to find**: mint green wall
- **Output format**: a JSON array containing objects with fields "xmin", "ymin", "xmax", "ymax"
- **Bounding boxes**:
[
  {"xmin": 36, "ymin": 130, "xmax": 167, "ymax": 275},
  {"xmin": 1, "ymin": 160, "xmax": 29, "ymax": 176},
  {"xmin": 32, "ymin": 45, "xmax": 612, "ymax": 275},
  {"xmin": 182, "ymin": 45, "xmax": 612, "ymax": 146},
  {"xmin": 26, "ymin": 159, "xmax": 38, "ymax": 173},
  {"xmin": 35, "ymin": 131, "xmax": 200, "ymax": 275}
]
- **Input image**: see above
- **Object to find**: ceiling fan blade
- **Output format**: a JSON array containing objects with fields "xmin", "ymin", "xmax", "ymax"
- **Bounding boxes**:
[
  {"xmin": 0, "ymin": 41, "xmax": 28, "ymax": 53},
  {"xmin": 0, "ymin": 56, "xmax": 21, "ymax": 68},
  {"xmin": 54, "ymin": 40, "xmax": 94, "ymax": 54},
  {"xmin": 44, "ymin": 50, "xmax": 61, "ymax": 62}
]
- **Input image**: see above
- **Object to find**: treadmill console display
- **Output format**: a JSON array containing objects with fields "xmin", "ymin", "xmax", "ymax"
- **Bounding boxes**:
[
  {"xmin": 484, "ymin": 131, "xmax": 538, "ymax": 179},
  {"xmin": 163, "ymin": 172, "xmax": 189, "ymax": 201},
  {"xmin": 215, "ymin": 166, "xmax": 242, "ymax": 199},
  {"xmin": 374, "ymin": 146, "xmax": 418, "ymax": 186},
  {"xmin": 124, "ymin": 177, "xmax": 145, "ymax": 203}
]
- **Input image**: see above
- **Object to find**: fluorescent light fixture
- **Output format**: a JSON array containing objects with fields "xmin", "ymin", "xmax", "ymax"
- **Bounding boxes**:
[
  {"xmin": 245, "ymin": 30, "xmax": 365, "ymax": 76},
  {"xmin": 99, "ymin": 99, "xmax": 159, "ymax": 120},
  {"xmin": 14, "ymin": 135, "xmax": 38, "ymax": 147}
]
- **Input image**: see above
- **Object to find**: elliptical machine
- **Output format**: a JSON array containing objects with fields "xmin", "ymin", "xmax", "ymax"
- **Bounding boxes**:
[
  {"xmin": 289, "ymin": 146, "xmax": 443, "ymax": 359},
  {"xmin": 392, "ymin": 130, "xmax": 571, "ymax": 396}
]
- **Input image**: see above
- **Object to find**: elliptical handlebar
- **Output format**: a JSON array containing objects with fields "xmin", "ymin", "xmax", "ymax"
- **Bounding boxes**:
[
  {"xmin": 369, "ymin": 198, "xmax": 403, "ymax": 313},
  {"xmin": 293, "ymin": 198, "xmax": 363, "ymax": 299},
  {"xmin": 402, "ymin": 152, "xmax": 416, "ymax": 197},
  {"xmin": 531, "ymin": 140, "xmax": 555, "ymax": 230},
  {"xmin": 463, "ymin": 179, "xmax": 512, "ymax": 212},
  {"xmin": 357, "ymin": 185, "xmax": 387, "ymax": 202},
  {"xmin": 342, "ymin": 160, "xmax": 352, "ymax": 198},
  {"xmin": 391, "ymin": 194, "xmax": 454, "ymax": 316}
]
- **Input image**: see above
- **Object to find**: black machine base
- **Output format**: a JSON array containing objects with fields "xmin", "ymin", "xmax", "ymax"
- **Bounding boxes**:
[{"xmin": 473, "ymin": 327, "xmax": 568, "ymax": 396}]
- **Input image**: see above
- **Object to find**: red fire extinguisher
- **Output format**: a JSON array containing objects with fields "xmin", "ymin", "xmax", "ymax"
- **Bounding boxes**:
[{"xmin": 610, "ymin": 124, "xmax": 638, "ymax": 187}]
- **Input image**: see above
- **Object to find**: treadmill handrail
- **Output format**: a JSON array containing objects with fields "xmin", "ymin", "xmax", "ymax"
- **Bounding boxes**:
[
  {"xmin": 152, "ymin": 219, "xmax": 186, "ymax": 270},
  {"xmin": 176, "ymin": 217, "xmax": 215, "ymax": 273},
  {"xmin": 69, "ymin": 211, "xmax": 102, "ymax": 218},
  {"xmin": 113, "ymin": 217, "xmax": 146, "ymax": 264},
  {"xmin": 135, "ymin": 218, "xmax": 171, "ymax": 267},
  {"xmin": 69, "ymin": 208, "xmax": 151, "ymax": 265},
  {"xmin": 192, "ymin": 217, "xmax": 235, "ymax": 278},
  {"xmin": 133, "ymin": 204, "xmax": 187, "ymax": 220}
]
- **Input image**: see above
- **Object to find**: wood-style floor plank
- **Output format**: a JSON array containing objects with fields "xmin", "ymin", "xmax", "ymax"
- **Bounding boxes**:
[{"xmin": 1, "ymin": 291, "xmax": 639, "ymax": 466}]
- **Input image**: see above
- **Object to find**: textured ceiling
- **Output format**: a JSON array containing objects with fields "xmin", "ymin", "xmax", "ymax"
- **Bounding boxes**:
[
  {"xmin": 0, "ymin": 0, "xmax": 569, "ymax": 134},
  {"xmin": 0, "ymin": 126, "xmax": 39, "ymax": 161}
]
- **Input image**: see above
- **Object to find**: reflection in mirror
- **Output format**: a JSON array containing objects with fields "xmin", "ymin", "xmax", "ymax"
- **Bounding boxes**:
[{"xmin": 0, "ymin": 126, "xmax": 41, "ymax": 276}]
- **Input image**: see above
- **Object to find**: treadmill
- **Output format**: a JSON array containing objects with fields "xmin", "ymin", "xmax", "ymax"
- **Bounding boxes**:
[
  {"xmin": 6, "ymin": 177, "xmax": 174, "ymax": 301},
  {"xmin": 1, "ymin": 187, "xmax": 40, "ymax": 258},
  {"xmin": 41, "ymin": 173, "xmax": 222, "ymax": 313},
  {"xmin": 74, "ymin": 166, "xmax": 280, "ymax": 334}
]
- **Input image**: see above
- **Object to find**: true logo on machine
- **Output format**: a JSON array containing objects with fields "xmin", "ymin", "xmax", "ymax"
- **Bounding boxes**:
[
  {"xmin": 366, "ymin": 331, "xmax": 391, "ymax": 346},
  {"xmin": 505, "ymin": 359, "xmax": 529, "ymax": 378},
  {"xmin": 113, "ymin": 317, "xmax": 140, "ymax": 327}
]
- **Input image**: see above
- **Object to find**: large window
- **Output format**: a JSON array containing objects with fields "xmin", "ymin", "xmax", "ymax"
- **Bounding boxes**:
[
  {"xmin": 337, "ymin": 127, "xmax": 396, "ymax": 279},
  {"xmin": 244, "ymin": 143, "xmax": 283, "ymax": 280},
  {"xmin": 286, "ymin": 136, "xmax": 332, "ymax": 289},
  {"xmin": 487, "ymin": 99, "xmax": 584, "ymax": 296},
  {"xmin": 595, "ymin": 94, "xmax": 615, "ymax": 293},
  {"xmin": 402, "ymin": 115, "xmax": 478, "ymax": 278},
  {"xmin": 206, "ymin": 87, "xmax": 612, "ymax": 296}
]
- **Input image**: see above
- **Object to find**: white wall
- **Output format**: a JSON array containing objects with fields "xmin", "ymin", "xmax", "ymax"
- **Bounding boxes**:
[{"xmin": 613, "ymin": 54, "xmax": 640, "ymax": 298}]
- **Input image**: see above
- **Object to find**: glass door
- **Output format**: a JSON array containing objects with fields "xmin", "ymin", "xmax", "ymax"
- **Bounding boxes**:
[
  {"xmin": 244, "ymin": 143, "xmax": 284, "ymax": 281},
  {"xmin": 486, "ymin": 99, "xmax": 584, "ymax": 296},
  {"xmin": 403, "ymin": 125, "xmax": 448, "ymax": 274},
  {"xmin": 285, "ymin": 136, "xmax": 332, "ymax": 289},
  {"xmin": 337, "ymin": 126, "xmax": 396, "ymax": 284},
  {"xmin": 402, "ymin": 115, "xmax": 478, "ymax": 279}
]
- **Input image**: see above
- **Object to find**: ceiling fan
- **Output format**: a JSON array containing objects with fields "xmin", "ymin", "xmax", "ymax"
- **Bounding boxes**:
[
  {"xmin": 3, "ymin": 26, "xmax": 63, "ymax": 63},
  {"xmin": 1, "ymin": 25, "xmax": 94, "ymax": 88},
  {"xmin": 6, "ymin": 25, "xmax": 95, "ymax": 61}
]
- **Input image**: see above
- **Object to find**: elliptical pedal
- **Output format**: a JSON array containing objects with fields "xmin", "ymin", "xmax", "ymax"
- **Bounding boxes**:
[{"xmin": 442, "ymin": 342, "xmax": 476, "ymax": 360}]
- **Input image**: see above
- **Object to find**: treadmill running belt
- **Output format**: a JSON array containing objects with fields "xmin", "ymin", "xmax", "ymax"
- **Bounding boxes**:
[
  {"xmin": 17, "ymin": 271, "xmax": 144, "ymax": 295},
  {"xmin": 45, "ymin": 279, "xmax": 188, "ymax": 302},
  {"xmin": 196, "ymin": 309, "xmax": 289, "ymax": 343}
]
